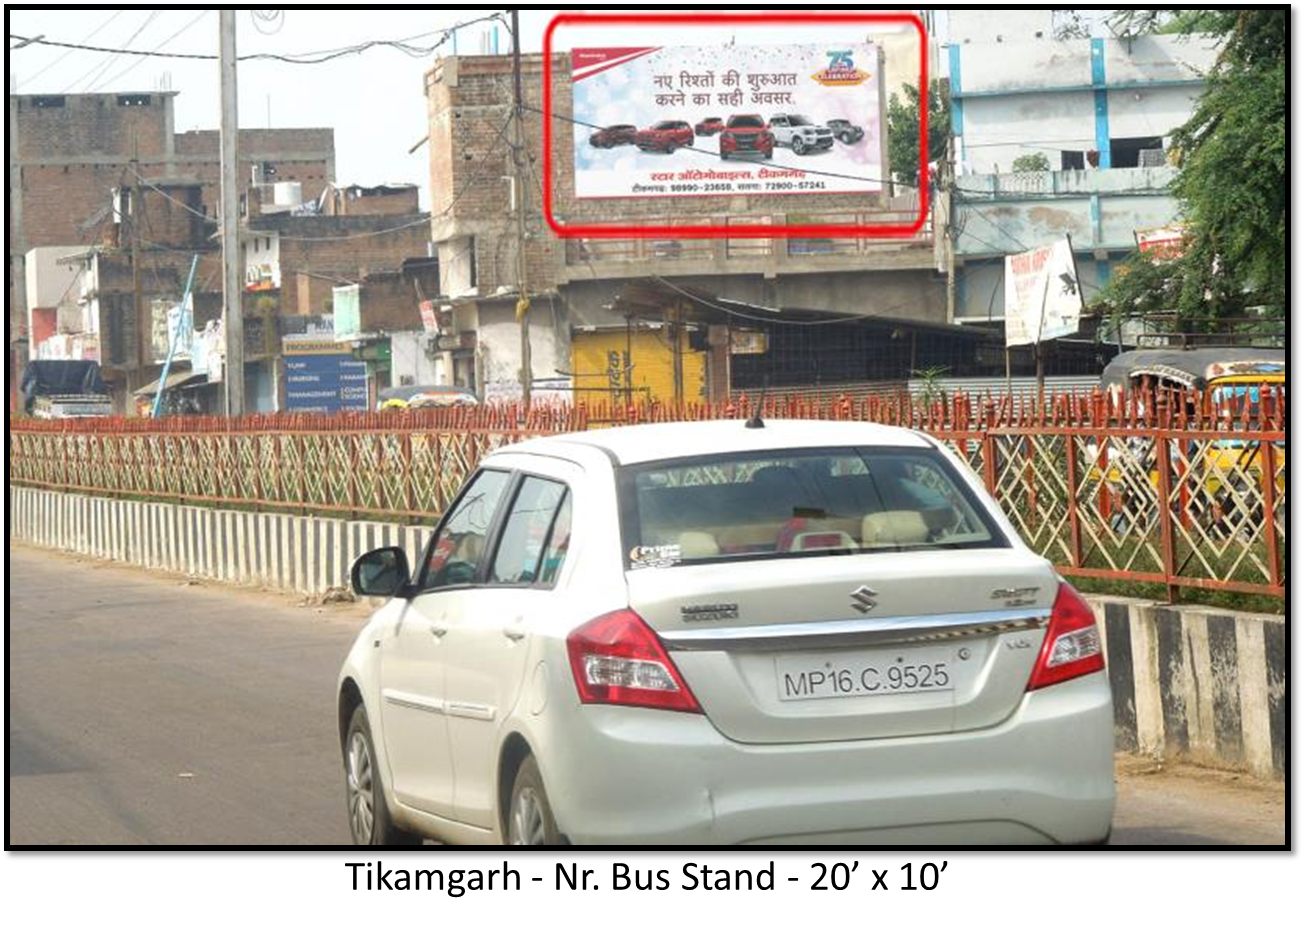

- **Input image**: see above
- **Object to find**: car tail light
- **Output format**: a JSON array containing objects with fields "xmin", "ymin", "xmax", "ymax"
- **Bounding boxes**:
[
  {"xmin": 1027, "ymin": 582, "xmax": 1105, "ymax": 691},
  {"xmin": 567, "ymin": 609, "xmax": 701, "ymax": 713}
]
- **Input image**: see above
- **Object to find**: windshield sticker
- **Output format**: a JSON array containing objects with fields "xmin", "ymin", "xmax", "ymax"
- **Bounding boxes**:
[{"xmin": 629, "ymin": 544, "xmax": 681, "ymax": 569}]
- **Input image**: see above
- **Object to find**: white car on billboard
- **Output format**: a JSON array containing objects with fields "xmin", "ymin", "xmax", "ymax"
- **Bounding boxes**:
[{"xmin": 768, "ymin": 114, "xmax": 836, "ymax": 154}]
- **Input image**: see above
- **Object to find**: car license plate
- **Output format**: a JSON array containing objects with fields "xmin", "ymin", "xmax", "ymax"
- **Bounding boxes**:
[{"xmin": 776, "ymin": 646, "xmax": 955, "ymax": 702}]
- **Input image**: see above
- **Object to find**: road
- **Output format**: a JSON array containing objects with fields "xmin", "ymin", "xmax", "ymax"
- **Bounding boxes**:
[{"xmin": 7, "ymin": 543, "xmax": 1286, "ymax": 847}]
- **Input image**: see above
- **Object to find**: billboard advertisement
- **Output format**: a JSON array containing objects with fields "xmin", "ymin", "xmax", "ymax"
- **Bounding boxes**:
[
  {"xmin": 283, "ymin": 339, "xmax": 369, "ymax": 413},
  {"xmin": 1003, "ymin": 240, "xmax": 1083, "ymax": 347},
  {"xmin": 571, "ymin": 43, "xmax": 884, "ymax": 199}
]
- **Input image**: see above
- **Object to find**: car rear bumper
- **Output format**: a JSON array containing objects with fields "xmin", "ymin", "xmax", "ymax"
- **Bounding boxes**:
[{"xmin": 542, "ymin": 672, "xmax": 1115, "ymax": 846}]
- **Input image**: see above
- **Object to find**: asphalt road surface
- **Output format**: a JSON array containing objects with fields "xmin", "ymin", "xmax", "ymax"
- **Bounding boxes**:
[{"xmin": 8, "ymin": 543, "xmax": 1286, "ymax": 847}]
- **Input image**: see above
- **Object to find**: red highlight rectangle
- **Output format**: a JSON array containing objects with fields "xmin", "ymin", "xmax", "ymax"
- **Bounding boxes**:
[{"xmin": 542, "ymin": 11, "xmax": 929, "ymax": 240}]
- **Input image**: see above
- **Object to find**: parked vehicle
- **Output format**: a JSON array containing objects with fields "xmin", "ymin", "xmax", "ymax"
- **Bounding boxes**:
[
  {"xmin": 768, "ymin": 114, "xmax": 835, "ymax": 155},
  {"xmin": 826, "ymin": 118, "xmax": 865, "ymax": 144},
  {"xmin": 718, "ymin": 114, "xmax": 774, "ymax": 160},
  {"xmin": 694, "ymin": 116, "xmax": 725, "ymax": 136},
  {"xmin": 377, "ymin": 385, "xmax": 479, "ymax": 411},
  {"xmin": 339, "ymin": 419, "xmax": 1115, "ymax": 846},
  {"xmin": 20, "ymin": 359, "xmax": 111, "ymax": 418},
  {"xmin": 588, "ymin": 124, "xmax": 638, "ymax": 148},
  {"xmin": 1093, "ymin": 348, "xmax": 1285, "ymax": 535},
  {"xmin": 636, "ymin": 120, "xmax": 694, "ymax": 153}
]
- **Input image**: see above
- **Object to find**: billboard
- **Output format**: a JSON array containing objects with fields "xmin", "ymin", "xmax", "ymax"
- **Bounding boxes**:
[
  {"xmin": 571, "ymin": 43, "xmax": 884, "ymax": 200},
  {"xmin": 1004, "ymin": 240, "xmax": 1083, "ymax": 347},
  {"xmin": 283, "ymin": 339, "xmax": 369, "ymax": 413}
]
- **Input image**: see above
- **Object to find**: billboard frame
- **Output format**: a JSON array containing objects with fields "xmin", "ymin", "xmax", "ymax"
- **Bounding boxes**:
[{"xmin": 542, "ymin": 10, "xmax": 930, "ymax": 240}]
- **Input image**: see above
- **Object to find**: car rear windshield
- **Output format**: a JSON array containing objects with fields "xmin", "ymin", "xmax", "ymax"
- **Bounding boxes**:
[
  {"xmin": 618, "ymin": 446, "xmax": 1007, "ymax": 568},
  {"xmin": 728, "ymin": 115, "xmax": 765, "ymax": 128}
]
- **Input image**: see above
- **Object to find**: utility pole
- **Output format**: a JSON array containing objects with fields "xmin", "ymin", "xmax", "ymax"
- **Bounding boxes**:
[
  {"xmin": 130, "ymin": 156, "xmax": 145, "ymax": 374},
  {"xmin": 509, "ymin": 8, "xmax": 532, "ymax": 410},
  {"xmin": 219, "ymin": 9, "xmax": 245, "ymax": 416}
]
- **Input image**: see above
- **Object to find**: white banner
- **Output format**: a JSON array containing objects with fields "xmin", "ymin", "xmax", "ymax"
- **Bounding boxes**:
[
  {"xmin": 571, "ymin": 43, "xmax": 884, "ymax": 199},
  {"xmin": 1004, "ymin": 239, "xmax": 1082, "ymax": 347}
]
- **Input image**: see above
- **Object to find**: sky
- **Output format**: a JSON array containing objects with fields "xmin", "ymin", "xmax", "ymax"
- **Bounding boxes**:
[{"xmin": 7, "ymin": 9, "xmax": 930, "ymax": 208}]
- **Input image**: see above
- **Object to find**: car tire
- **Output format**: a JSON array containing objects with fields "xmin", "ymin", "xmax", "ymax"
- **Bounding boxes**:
[
  {"xmin": 764, "ymin": 149, "xmax": 773, "ymax": 160},
  {"xmin": 507, "ymin": 756, "xmax": 562, "ymax": 846},
  {"xmin": 721, "ymin": 152, "xmax": 731, "ymax": 160},
  {"xmin": 344, "ymin": 704, "xmax": 421, "ymax": 846},
  {"xmin": 792, "ymin": 137, "xmax": 806, "ymax": 155}
]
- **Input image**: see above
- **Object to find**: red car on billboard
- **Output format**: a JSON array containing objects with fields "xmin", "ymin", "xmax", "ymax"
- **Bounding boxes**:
[
  {"xmin": 636, "ymin": 120, "xmax": 695, "ymax": 153},
  {"xmin": 694, "ymin": 116, "xmax": 726, "ymax": 136},
  {"xmin": 588, "ymin": 124, "xmax": 638, "ymax": 148},
  {"xmin": 718, "ymin": 114, "xmax": 775, "ymax": 160}
]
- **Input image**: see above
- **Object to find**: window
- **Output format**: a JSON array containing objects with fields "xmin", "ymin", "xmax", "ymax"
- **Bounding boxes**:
[
  {"xmin": 1060, "ymin": 150, "xmax": 1085, "ymax": 170},
  {"xmin": 1109, "ymin": 136, "xmax": 1163, "ymax": 169},
  {"xmin": 490, "ymin": 477, "xmax": 569, "ymax": 586},
  {"xmin": 420, "ymin": 469, "xmax": 511, "ymax": 589},
  {"xmin": 539, "ymin": 495, "xmax": 572, "ymax": 586},
  {"xmin": 31, "ymin": 96, "xmax": 66, "ymax": 109},
  {"xmin": 117, "ymin": 94, "xmax": 152, "ymax": 107},
  {"xmin": 619, "ymin": 447, "xmax": 1005, "ymax": 567}
]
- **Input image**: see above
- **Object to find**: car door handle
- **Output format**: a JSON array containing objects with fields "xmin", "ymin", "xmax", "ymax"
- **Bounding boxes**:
[{"xmin": 430, "ymin": 624, "xmax": 448, "ymax": 638}]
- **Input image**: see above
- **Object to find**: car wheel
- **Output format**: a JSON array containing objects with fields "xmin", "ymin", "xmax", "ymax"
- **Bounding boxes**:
[
  {"xmin": 344, "ymin": 704, "xmax": 421, "ymax": 846},
  {"xmin": 508, "ymin": 756, "xmax": 561, "ymax": 846},
  {"xmin": 792, "ymin": 137, "xmax": 806, "ymax": 155},
  {"xmin": 721, "ymin": 152, "xmax": 731, "ymax": 160}
]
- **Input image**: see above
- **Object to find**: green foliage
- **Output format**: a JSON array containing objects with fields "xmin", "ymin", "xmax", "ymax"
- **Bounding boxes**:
[
  {"xmin": 910, "ymin": 365, "xmax": 949, "ymax": 409},
  {"xmin": 1011, "ymin": 152, "xmax": 1051, "ymax": 172},
  {"xmin": 887, "ymin": 79, "xmax": 950, "ymax": 187},
  {"xmin": 1094, "ymin": 10, "xmax": 1286, "ymax": 322}
]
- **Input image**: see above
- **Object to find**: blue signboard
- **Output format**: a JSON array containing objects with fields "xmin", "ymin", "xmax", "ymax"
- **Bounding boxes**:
[{"xmin": 283, "ymin": 341, "xmax": 369, "ymax": 413}]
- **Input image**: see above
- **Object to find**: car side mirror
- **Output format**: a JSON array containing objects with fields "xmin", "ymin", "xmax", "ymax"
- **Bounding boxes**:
[{"xmin": 351, "ymin": 547, "xmax": 413, "ymax": 599}]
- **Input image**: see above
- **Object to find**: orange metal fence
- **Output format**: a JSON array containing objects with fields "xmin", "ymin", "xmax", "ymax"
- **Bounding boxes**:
[{"xmin": 9, "ymin": 387, "xmax": 1286, "ymax": 600}]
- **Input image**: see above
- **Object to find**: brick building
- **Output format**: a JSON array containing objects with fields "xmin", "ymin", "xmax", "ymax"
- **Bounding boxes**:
[
  {"xmin": 7, "ymin": 89, "xmax": 334, "ymax": 409},
  {"xmin": 423, "ymin": 52, "xmax": 946, "ymax": 405}
]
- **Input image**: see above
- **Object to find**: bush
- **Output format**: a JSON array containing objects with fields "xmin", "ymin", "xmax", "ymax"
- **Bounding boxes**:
[{"xmin": 1011, "ymin": 152, "xmax": 1051, "ymax": 172}]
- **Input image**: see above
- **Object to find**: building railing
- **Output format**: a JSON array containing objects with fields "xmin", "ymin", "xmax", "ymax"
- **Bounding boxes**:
[
  {"xmin": 563, "ymin": 202, "xmax": 931, "ymax": 267},
  {"xmin": 9, "ymin": 386, "xmax": 1286, "ymax": 602}
]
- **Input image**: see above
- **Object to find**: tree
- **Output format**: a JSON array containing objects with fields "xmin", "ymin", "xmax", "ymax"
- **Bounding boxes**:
[
  {"xmin": 886, "ymin": 79, "xmax": 950, "ymax": 188},
  {"xmin": 1095, "ymin": 10, "xmax": 1286, "ymax": 323},
  {"xmin": 1011, "ymin": 153, "xmax": 1051, "ymax": 172}
]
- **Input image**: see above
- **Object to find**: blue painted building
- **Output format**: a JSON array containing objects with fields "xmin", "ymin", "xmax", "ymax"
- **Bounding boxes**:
[{"xmin": 943, "ymin": 10, "xmax": 1218, "ymax": 324}]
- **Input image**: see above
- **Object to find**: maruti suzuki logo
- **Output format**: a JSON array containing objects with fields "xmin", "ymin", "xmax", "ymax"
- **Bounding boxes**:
[{"xmin": 850, "ymin": 585, "xmax": 879, "ymax": 613}]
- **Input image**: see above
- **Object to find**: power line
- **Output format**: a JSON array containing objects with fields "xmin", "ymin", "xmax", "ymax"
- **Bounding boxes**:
[
  {"xmin": 16, "ymin": 8, "xmax": 124, "ymax": 88},
  {"xmin": 95, "ymin": 10, "xmax": 212, "ymax": 90},
  {"xmin": 60, "ymin": 10, "xmax": 156, "ymax": 93},
  {"xmin": 10, "ymin": 11, "xmax": 506, "ymax": 67},
  {"xmin": 649, "ymin": 274, "xmax": 928, "ymax": 328}
]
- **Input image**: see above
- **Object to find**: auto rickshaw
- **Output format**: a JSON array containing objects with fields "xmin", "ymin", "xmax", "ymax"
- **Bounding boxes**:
[{"xmin": 1092, "ymin": 348, "xmax": 1285, "ymax": 536}]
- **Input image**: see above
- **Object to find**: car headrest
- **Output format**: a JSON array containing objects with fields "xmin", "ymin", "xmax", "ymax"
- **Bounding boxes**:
[
  {"xmin": 677, "ymin": 531, "xmax": 720, "ymax": 559},
  {"xmin": 861, "ymin": 511, "xmax": 930, "ymax": 546}
]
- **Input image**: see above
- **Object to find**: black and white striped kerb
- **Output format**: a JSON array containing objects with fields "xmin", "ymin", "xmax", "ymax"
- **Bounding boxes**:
[
  {"xmin": 9, "ymin": 486, "xmax": 429, "ymax": 599},
  {"xmin": 1092, "ymin": 597, "xmax": 1285, "ymax": 779},
  {"xmin": 9, "ymin": 485, "xmax": 1285, "ymax": 779}
]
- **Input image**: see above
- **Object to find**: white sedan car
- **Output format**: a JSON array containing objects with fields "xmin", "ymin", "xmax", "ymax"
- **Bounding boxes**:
[{"xmin": 338, "ymin": 420, "xmax": 1115, "ymax": 846}]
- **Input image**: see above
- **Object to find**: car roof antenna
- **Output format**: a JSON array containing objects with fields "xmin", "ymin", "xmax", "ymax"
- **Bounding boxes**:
[{"xmin": 746, "ymin": 375, "xmax": 769, "ymax": 429}]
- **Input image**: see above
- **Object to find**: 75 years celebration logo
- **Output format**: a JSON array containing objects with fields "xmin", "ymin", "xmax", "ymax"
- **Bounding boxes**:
[{"xmin": 812, "ymin": 49, "xmax": 871, "ymax": 87}]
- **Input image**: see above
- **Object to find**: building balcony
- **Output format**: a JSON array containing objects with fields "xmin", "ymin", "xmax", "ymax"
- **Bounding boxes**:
[{"xmin": 951, "ymin": 166, "xmax": 1180, "ymax": 257}]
